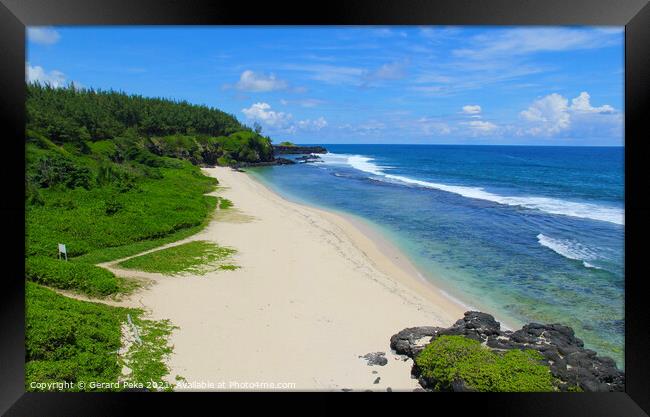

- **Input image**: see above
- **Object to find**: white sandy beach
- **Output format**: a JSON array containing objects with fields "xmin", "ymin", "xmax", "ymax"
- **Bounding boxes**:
[{"xmin": 104, "ymin": 166, "xmax": 466, "ymax": 391}]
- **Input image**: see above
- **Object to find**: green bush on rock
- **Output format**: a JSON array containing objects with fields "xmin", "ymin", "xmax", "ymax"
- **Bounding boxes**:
[{"xmin": 415, "ymin": 335, "xmax": 556, "ymax": 392}]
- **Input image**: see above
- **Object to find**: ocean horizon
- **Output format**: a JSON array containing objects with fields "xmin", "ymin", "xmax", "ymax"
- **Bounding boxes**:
[{"xmin": 251, "ymin": 144, "xmax": 625, "ymax": 366}]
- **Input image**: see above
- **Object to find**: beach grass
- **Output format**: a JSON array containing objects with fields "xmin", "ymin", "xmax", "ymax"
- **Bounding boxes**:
[
  {"xmin": 121, "ymin": 316, "xmax": 177, "ymax": 391},
  {"xmin": 117, "ymin": 240, "xmax": 237, "ymax": 275},
  {"xmin": 218, "ymin": 197, "xmax": 233, "ymax": 210}
]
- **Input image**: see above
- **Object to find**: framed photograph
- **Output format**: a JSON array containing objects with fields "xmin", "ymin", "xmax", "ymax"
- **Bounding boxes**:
[{"xmin": 1, "ymin": 0, "xmax": 648, "ymax": 415}]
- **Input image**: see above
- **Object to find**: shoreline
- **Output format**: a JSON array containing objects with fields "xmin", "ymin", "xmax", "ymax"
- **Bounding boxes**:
[
  {"xmin": 280, "ymin": 193, "xmax": 472, "ymax": 319},
  {"xmin": 109, "ymin": 166, "xmax": 467, "ymax": 391},
  {"xmin": 248, "ymin": 169, "xmax": 517, "ymax": 330},
  {"xmin": 247, "ymin": 167, "xmax": 470, "ymax": 318}
]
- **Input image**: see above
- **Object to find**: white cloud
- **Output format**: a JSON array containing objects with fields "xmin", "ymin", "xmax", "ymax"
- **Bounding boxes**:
[
  {"xmin": 280, "ymin": 98, "xmax": 324, "ymax": 108},
  {"xmin": 409, "ymin": 85, "xmax": 444, "ymax": 94},
  {"xmin": 569, "ymin": 92, "xmax": 615, "ymax": 114},
  {"xmin": 26, "ymin": 63, "xmax": 66, "ymax": 87},
  {"xmin": 296, "ymin": 117, "xmax": 328, "ymax": 130},
  {"xmin": 417, "ymin": 117, "xmax": 452, "ymax": 135},
  {"xmin": 454, "ymin": 28, "xmax": 621, "ymax": 60},
  {"xmin": 338, "ymin": 120, "xmax": 386, "ymax": 136},
  {"xmin": 414, "ymin": 73, "xmax": 452, "ymax": 84},
  {"xmin": 372, "ymin": 28, "xmax": 408, "ymax": 38},
  {"xmin": 520, "ymin": 92, "xmax": 617, "ymax": 136},
  {"xmin": 27, "ymin": 27, "xmax": 61, "ymax": 45},
  {"xmin": 419, "ymin": 27, "xmax": 461, "ymax": 42},
  {"xmin": 235, "ymin": 70, "xmax": 288, "ymax": 92},
  {"xmin": 298, "ymin": 98, "xmax": 324, "ymax": 108},
  {"xmin": 242, "ymin": 102, "xmax": 328, "ymax": 134},
  {"xmin": 363, "ymin": 61, "xmax": 407, "ymax": 84},
  {"xmin": 242, "ymin": 102, "xmax": 292, "ymax": 127},
  {"xmin": 462, "ymin": 105, "xmax": 482, "ymax": 115},
  {"xmin": 281, "ymin": 64, "xmax": 364, "ymax": 85},
  {"xmin": 520, "ymin": 93, "xmax": 570, "ymax": 134},
  {"xmin": 466, "ymin": 120, "xmax": 498, "ymax": 133}
]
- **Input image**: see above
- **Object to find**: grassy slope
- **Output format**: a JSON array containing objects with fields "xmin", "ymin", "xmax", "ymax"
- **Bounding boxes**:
[{"xmin": 26, "ymin": 143, "xmax": 217, "ymax": 260}]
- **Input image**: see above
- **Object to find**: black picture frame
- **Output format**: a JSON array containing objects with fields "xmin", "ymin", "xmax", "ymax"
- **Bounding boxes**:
[{"xmin": 1, "ymin": 0, "xmax": 648, "ymax": 415}]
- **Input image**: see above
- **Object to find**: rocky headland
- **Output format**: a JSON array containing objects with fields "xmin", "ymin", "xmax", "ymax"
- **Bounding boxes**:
[
  {"xmin": 272, "ymin": 144, "xmax": 328, "ymax": 154},
  {"xmin": 232, "ymin": 157, "xmax": 295, "ymax": 168}
]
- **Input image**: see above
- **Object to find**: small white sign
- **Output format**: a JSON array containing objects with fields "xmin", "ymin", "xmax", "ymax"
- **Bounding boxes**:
[{"xmin": 58, "ymin": 243, "xmax": 68, "ymax": 261}]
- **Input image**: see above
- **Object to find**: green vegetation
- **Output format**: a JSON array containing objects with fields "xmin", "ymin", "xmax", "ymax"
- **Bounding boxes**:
[
  {"xmin": 26, "ymin": 283, "xmax": 175, "ymax": 392},
  {"xmin": 26, "ymin": 256, "xmax": 119, "ymax": 296},
  {"xmin": 28, "ymin": 83, "xmax": 241, "ymax": 140},
  {"xmin": 122, "ymin": 316, "xmax": 177, "ymax": 391},
  {"xmin": 218, "ymin": 197, "xmax": 233, "ymax": 210},
  {"xmin": 27, "ymin": 83, "xmax": 274, "ymax": 167},
  {"xmin": 415, "ymin": 335, "xmax": 556, "ymax": 392},
  {"xmin": 25, "ymin": 83, "xmax": 274, "ymax": 266},
  {"xmin": 72, "ymin": 222, "xmax": 209, "ymax": 265},
  {"xmin": 26, "ymin": 141, "xmax": 218, "ymax": 260},
  {"xmin": 25, "ymin": 83, "xmax": 271, "ymax": 390},
  {"xmin": 118, "ymin": 240, "xmax": 237, "ymax": 275},
  {"xmin": 278, "ymin": 141, "xmax": 296, "ymax": 147}
]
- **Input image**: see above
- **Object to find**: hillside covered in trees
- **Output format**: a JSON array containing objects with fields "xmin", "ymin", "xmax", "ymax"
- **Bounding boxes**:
[{"xmin": 27, "ymin": 83, "xmax": 275, "ymax": 166}]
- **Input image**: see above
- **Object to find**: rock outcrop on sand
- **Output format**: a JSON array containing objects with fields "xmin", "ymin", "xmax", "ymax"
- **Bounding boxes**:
[
  {"xmin": 359, "ymin": 352, "xmax": 388, "ymax": 366},
  {"xmin": 390, "ymin": 311, "xmax": 625, "ymax": 392}
]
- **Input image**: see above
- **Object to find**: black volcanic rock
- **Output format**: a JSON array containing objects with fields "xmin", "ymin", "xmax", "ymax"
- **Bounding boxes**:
[
  {"xmin": 390, "ymin": 311, "xmax": 625, "ymax": 392},
  {"xmin": 359, "ymin": 352, "xmax": 388, "ymax": 366},
  {"xmin": 295, "ymin": 154, "xmax": 322, "ymax": 163},
  {"xmin": 389, "ymin": 326, "xmax": 442, "ymax": 357},
  {"xmin": 272, "ymin": 145, "xmax": 327, "ymax": 154},
  {"xmin": 437, "ymin": 311, "xmax": 501, "ymax": 342},
  {"xmin": 233, "ymin": 157, "xmax": 295, "ymax": 168}
]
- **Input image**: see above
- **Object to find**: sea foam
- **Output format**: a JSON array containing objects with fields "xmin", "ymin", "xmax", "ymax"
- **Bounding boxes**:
[
  {"xmin": 536, "ymin": 234, "xmax": 601, "ymax": 269},
  {"xmin": 322, "ymin": 153, "xmax": 624, "ymax": 225}
]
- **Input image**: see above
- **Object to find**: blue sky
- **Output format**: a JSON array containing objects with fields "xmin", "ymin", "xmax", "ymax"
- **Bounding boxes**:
[{"xmin": 26, "ymin": 26, "xmax": 624, "ymax": 145}]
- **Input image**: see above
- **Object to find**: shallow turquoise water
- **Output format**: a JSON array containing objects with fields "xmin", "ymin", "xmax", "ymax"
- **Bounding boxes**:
[{"xmin": 250, "ymin": 144, "xmax": 624, "ymax": 366}]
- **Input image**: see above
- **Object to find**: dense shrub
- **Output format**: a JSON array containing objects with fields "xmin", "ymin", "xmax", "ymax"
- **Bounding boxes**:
[
  {"xmin": 25, "ymin": 282, "xmax": 127, "ymax": 391},
  {"xmin": 26, "ymin": 283, "xmax": 177, "ymax": 392},
  {"xmin": 415, "ymin": 335, "xmax": 556, "ymax": 392},
  {"xmin": 26, "ymin": 256, "xmax": 119, "ymax": 296},
  {"xmin": 30, "ymin": 154, "xmax": 92, "ymax": 189},
  {"xmin": 26, "ymin": 181, "xmax": 44, "ymax": 206}
]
